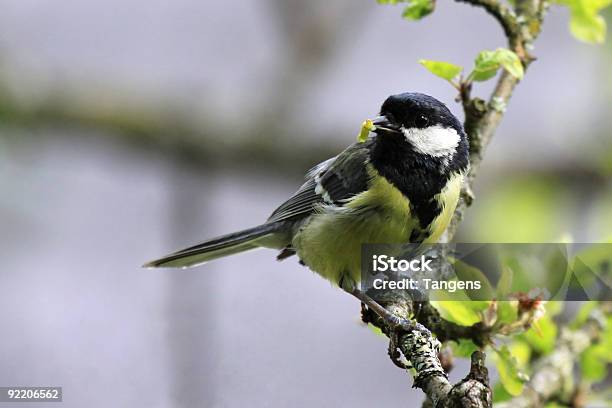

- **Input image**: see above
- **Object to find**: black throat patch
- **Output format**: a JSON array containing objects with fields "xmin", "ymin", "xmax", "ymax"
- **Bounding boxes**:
[{"xmin": 369, "ymin": 130, "xmax": 468, "ymax": 231}]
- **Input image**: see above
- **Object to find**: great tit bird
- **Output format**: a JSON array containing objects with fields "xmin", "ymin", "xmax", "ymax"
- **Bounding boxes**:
[{"xmin": 145, "ymin": 93, "xmax": 469, "ymax": 303}]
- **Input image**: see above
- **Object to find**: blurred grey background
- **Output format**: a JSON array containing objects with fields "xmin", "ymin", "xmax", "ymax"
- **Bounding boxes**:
[{"xmin": 0, "ymin": 1, "xmax": 610, "ymax": 407}]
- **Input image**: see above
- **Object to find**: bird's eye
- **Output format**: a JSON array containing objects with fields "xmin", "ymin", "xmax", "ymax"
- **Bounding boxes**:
[{"xmin": 415, "ymin": 115, "xmax": 429, "ymax": 128}]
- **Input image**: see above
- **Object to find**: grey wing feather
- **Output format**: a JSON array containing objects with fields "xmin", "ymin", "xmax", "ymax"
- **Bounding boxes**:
[
  {"xmin": 266, "ymin": 178, "xmax": 320, "ymax": 222},
  {"xmin": 305, "ymin": 157, "xmax": 336, "ymax": 178},
  {"xmin": 267, "ymin": 140, "xmax": 373, "ymax": 223}
]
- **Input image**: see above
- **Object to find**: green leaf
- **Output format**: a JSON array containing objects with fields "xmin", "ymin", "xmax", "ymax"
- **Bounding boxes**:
[
  {"xmin": 377, "ymin": 0, "xmax": 435, "ymax": 20},
  {"xmin": 520, "ymin": 313, "xmax": 558, "ymax": 355},
  {"xmin": 494, "ymin": 48, "xmax": 525, "ymax": 80},
  {"xmin": 497, "ymin": 301, "xmax": 518, "ymax": 324},
  {"xmin": 452, "ymin": 259, "xmax": 495, "ymax": 300},
  {"xmin": 430, "ymin": 299, "xmax": 489, "ymax": 326},
  {"xmin": 509, "ymin": 340, "xmax": 531, "ymax": 368},
  {"xmin": 429, "ymin": 301, "xmax": 480, "ymax": 325},
  {"xmin": 580, "ymin": 343, "xmax": 609, "ymax": 381},
  {"xmin": 430, "ymin": 277, "xmax": 490, "ymax": 325},
  {"xmin": 451, "ymin": 339, "xmax": 479, "ymax": 358},
  {"xmin": 493, "ymin": 345, "xmax": 528, "ymax": 396},
  {"xmin": 419, "ymin": 59, "xmax": 463, "ymax": 81},
  {"xmin": 570, "ymin": 11, "xmax": 606, "ymax": 43},
  {"xmin": 471, "ymin": 50, "xmax": 500, "ymax": 82},
  {"xmin": 402, "ymin": 0, "xmax": 435, "ymax": 20},
  {"xmin": 492, "ymin": 382, "xmax": 512, "ymax": 403},
  {"xmin": 470, "ymin": 48, "xmax": 524, "ymax": 82},
  {"xmin": 555, "ymin": 0, "xmax": 612, "ymax": 43}
]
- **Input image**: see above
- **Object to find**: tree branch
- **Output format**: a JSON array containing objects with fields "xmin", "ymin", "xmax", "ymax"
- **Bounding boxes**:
[
  {"xmin": 0, "ymin": 77, "xmax": 342, "ymax": 174},
  {"xmin": 415, "ymin": 301, "xmax": 494, "ymax": 347},
  {"xmin": 447, "ymin": 0, "xmax": 546, "ymax": 238},
  {"xmin": 362, "ymin": 1, "xmax": 551, "ymax": 406},
  {"xmin": 454, "ymin": 0, "xmax": 519, "ymax": 42},
  {"xmin": 364, "ymin": 299, "xmax": 492, "ymax": 408}
]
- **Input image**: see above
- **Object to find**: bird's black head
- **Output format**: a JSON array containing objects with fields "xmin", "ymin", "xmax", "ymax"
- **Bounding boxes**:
[
  {"xmin": 378, "ymin": 93, "xmax": 463, "ymax": 134},
  {"xmin": 368, "ymin": 93, "xmax": 469, "ymax": 233},
  {"xmin": 372, "ymin": 92, "xmax": 468, "ymax": 173}
]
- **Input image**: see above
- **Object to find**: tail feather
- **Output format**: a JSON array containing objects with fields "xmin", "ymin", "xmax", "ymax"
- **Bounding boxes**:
[{"xmin": 143, "ymin": 222, "xmax": 281, "ymax": 268}]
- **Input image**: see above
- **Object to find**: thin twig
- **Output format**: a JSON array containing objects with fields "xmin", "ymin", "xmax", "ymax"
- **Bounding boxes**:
[{"xmin": 454, "ymin": 0, "xmax": 519, "ymax": 41}]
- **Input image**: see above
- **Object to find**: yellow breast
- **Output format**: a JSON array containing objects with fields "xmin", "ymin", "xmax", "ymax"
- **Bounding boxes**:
[
  {"xmin": 423, "ymin": 172, "xmax": 464, "ymax": 244},
  {"xmin": 292, "ymin": 168, "xmax": 464, "ymax": 287},
  {"xmin": 293, "ymin": 166, "xmax": 416, "ymax": 286}
]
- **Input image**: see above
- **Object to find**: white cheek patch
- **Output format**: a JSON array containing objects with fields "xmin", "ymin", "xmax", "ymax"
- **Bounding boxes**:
[{"xmin": 402, "ymin": 125, "xmax": 460, "ymax": 157}]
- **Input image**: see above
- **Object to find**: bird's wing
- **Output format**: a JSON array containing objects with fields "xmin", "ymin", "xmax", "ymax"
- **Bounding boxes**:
[{"xmin": 267, "ymin": 140, "xmax": 374, "ymax": 223}]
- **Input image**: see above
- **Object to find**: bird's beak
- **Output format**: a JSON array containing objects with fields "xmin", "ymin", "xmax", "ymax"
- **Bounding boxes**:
[{"xmin": 372, "ymin": 115, "xmax": 401, "ymax": 133}]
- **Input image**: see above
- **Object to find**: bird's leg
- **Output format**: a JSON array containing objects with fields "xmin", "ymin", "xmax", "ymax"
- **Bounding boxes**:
[
  {"xmin": 340, "ymin": 277, "xmax": 414, "ymax": 332},
  {"xmin": 343, "ymin": 277, "xmax": 426, "ymax": 369}
]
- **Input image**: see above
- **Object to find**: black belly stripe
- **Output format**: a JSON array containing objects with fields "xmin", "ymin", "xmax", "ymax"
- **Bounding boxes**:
[
  {"xmin": 411, "ymin": 198, "xmax": 442, "ymax": 230},
  {"xmin": 369, "ymin": 133, "xmax": 447, "ymax": 230}
]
